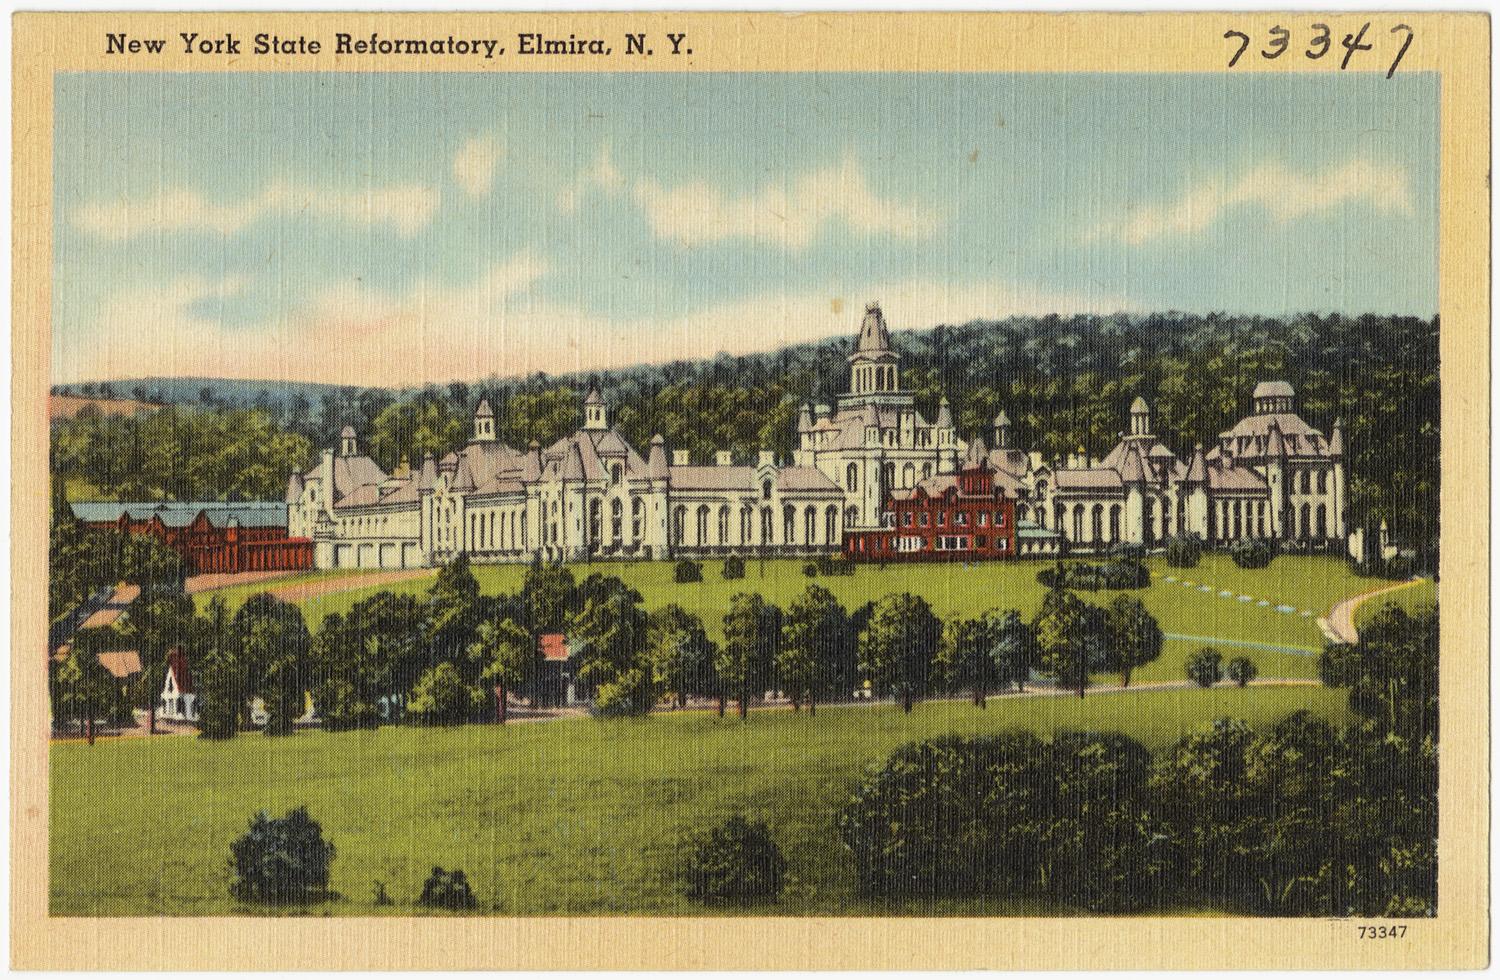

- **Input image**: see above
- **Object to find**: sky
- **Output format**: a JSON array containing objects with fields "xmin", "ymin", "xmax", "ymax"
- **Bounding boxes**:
[{"xmin": 52, "ymin": 71, "xmax": 1438, "ymax": 386}]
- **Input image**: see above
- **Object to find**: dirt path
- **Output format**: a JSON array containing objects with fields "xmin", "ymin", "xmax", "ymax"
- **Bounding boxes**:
[
  {"xmin": 1322, "ymin": 578, "xmax": 1426, "ymax": 645},
  {"xmin": 186, "ymin": 567, "xmax": 437, "ymax": 602}
]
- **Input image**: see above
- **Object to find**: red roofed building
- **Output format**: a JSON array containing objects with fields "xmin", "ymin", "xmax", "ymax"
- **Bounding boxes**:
[
  {"xmin": 844, "ymin": 459, "xmax": 1017, "ymax": 562},
  {"xmin": 71, "ymin": 502, "xmax": 312, "ymax": 575}
]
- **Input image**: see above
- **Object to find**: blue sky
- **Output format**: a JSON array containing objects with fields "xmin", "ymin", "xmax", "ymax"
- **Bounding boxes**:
[{"xmin": 53, "ymin": 71, "xmax": 1438, "ymax": 385}]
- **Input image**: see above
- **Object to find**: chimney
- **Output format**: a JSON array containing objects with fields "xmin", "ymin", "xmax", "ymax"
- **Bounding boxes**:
[
  {"xmin": 716, "ymin": 450, "xmax": 733, "ymax": 466},
  {"xmin": 758, "ymin": 449, "xmax": 775, "ymax": 467},
  {"xmin": 672, "ymin": 449, "xmax": 691, "ymax": 466}
]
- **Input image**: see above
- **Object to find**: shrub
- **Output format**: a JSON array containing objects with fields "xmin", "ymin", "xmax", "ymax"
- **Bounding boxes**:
[
  {"xmin": 674, "ymin": 559, "xmax": 703, "ymax": 583},
  {"xmin": 417, "ymin": 866, "xmax": 477, "ymax": 910},
  {"xmin": 407, "ymin": 662, "xmax": 483, "ymax": 725},
  {"xmin": 721, "ymin": 555, "xmax": 746, "ymax": 580},
  {"xmin": 1226, "ymin": 656, "xmax": 1258, "ymax": 687},
  {"xmin": 229, "ymin": 806, "xmax": 335, "ymax": 904},
  {"xmin": 682, "ymin": 816, "xmax": 786, "ymax": 903},
  {"xmin": 372, "ymin": 880, "xmax": 393, "ymax": 906},
  {"xmin": 1230, "ymin": 538, "xmax": 1278, "ymax": 570},
  {"xmin": 1185, "ymin": 648, "xmax": 1223, "ymax": 688},
  {"xmin": 816, "ymin": 554, "xmax": 856, "ymax": 576},
  {"xmin": 802, "ymin": 561, "xmax": 818, "ymax": 577},
  {"xmin": 1037, "ymin": 559, "xmax": 1148, "ymax": 591},
  {"xmin": 1163, "ymin": 536, "xmax": 1202, "ymax": 569}
]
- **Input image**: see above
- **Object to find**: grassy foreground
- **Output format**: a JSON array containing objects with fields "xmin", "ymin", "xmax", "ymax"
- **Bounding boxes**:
[{"xmin": 52, "ymin": 684, "xmax": 1347, "ymax": 917}]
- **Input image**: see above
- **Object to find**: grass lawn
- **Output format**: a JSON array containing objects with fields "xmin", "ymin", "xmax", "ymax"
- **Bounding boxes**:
[
  {"xmin": 1354, "ymin": 578, "xmax": 1439, "ymax": 629},
  {"xmin": 51, "ymin": 683, "xmax": 1347, "ymax": 917},
  {"xmin": 197, "ymin": 554, "xmax": 1368, "ymax": 685}
]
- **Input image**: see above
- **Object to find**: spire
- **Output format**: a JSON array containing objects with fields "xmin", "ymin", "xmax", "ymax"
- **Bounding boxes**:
[
  {"xmin": 1119, "ymin": 443, "xmax": 1146, "ymax": 484},
  {"xmin": 648, "ymin": 434, "xmax": 669, "ymax": 481},
  {"xmin": 285, "ymin": 470, "xmax": 304, "ymax": 504},
  {"xmin": 561, "ymin": 440, "xmax": 586, "ymax": 481},
  {"xmin": 855, "ymin": 301, "xmax": 891, "ymax": 353},
  {"xmin": 798, "ymin": 403, "xmax": 813, "ymax": 433},
  {"xmin": 1184, "ymin": 443, "xmax": 1207, "ymax": 484},
  {"xmin": 935, "ymin": 396, "xmax": 953, "ymax": 429},
  {"xmin": 1265, "ymin": 420, "xmax": 1286, "ymax": 458},
  {"xmin": 992, "ymin": 409, "xmax": 1012, "ymax": 449},
  {"xmin": 417, "ymin": 452, "xmax": 438, "ymax": 491},
  {"xmin": 963, "ymin": 432, "xmax": 988, "ymax": 467},
  {"xmin": 475, "ymin": 398, "xmax": 494, "ymax": 418},
  {"xmin": 523, "ymin": 440, "xmax": 542, "ymax": 482},
  {"xmin": 452, "ymin": 454, "xmax": 477, "ymax": 493},
  {"xmin": 1329, "ymin": 418, "xmax": 1345, "ymax": 459}
]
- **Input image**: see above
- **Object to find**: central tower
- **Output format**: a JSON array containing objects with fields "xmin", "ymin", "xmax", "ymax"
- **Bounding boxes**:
[{"xmin": 841, "ymin": 302, "xmax": 909, "ymax": 410}]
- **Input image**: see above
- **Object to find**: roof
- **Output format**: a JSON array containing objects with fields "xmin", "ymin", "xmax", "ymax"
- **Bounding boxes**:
[
  {"xmin": 853, "ymin": 302, "xmax": 892, "ymax": 355},
  {"xmin": 584, "ymin": 388, "xmax": 605, "ymax": 406},
  {"xmin": 538, "ymin": 633, "xmax": 569, "ymax": 662},
  {"xmin": 993, "ymin": 410, "xmax": 1011, "ymax": 427},
  {"xmin": 474, "ymin": 399, "xmax": 494, "ymax": 418},
  {"xmin": 1216, "ymin": 412, "xmax": 1332, "ymax": 460},
  {"xmin": 96, "ymin": 650, "xmax": 142, "ymax": 679},
  {"xmin": 1253, "ymin": 381, "xmax": 1296, "ymax": 399},
  {"xmin": 1207, "ymin": 463, "xmax": 1270, "ymax": 492},
  {"xmin": 1053, "ymin": 468, "xmax": 1124, "ymax": 492},
  {"xmin": 71, "ymin": 501, "xmax": 289, "ymax": 528},
  {"xmin": 340, "ymin": 425, "xmax": 357, "ymax": 438},
  {"xmin": 77, "ymin": 582, "xmax": 141, "ymax": 630},
  {"xmin": 166, "ymin": 647, "xmax": 193, "ymax": 695},
  {"xmin": 1130, "ymin": 396, "xmax": 1149, "ymax": 413}
]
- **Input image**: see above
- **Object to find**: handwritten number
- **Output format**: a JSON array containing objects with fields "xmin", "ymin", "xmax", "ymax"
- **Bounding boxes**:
[
  {"xmin": 1341, "ymin": 22, "xmax": 1373, "ymax": 70},
  {"xmin": 1262, "ymin": 26, "xmax": 1290, "ymax": 59},
  {"xmin": 1224, "ymin": 29, "xmax": 1251, "ymax": 67},
  {"xmin": 1388, "ymin": 24, "xmax": 1413, "ymax": 78},
  {"xmin": 1306, "ymin": 23, "xmax": 1331, "ymax": 59}
]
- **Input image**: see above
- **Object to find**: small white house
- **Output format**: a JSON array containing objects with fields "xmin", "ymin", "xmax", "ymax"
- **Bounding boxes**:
[{"xmin": 158, "ymin": 647, "xmax": 197, "ymax": 722}]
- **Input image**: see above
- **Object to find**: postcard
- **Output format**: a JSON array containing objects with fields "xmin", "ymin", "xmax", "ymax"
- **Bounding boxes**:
[{"xmin": 11, "ymin": 10, "xmax": 1489, "ymax": 970}]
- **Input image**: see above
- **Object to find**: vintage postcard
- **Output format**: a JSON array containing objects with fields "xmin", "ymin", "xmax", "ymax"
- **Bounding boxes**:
[{"xmin": 11, "ymin": 10, "xmax": 1489, "ymax": 971}]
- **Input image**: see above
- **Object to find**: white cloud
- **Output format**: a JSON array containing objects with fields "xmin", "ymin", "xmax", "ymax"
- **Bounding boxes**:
[
  {"xmin": 65, "ymin": 261, "xmax": 1126, "ymax": 388},
  {"xmin": 633, "ymin": 158, "xmax": 941, "ymax": 250},
  {"xmin": 73, "ymin": 181, "xmax": 440, "ymax": 240},
  {"xmin": 1086, "ymin": 158, "xmax": 1414, "ymax": 246},
  {"xmin": 452, "ymin": 136, "xmax": 501, "ymax": 198},
  {"xmin": 557, "ymin": 144, "xmax": 625, "ymax": 214}
]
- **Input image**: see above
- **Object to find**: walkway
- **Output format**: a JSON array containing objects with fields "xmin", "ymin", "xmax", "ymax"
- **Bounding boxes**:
[
  {"xmin": 1322, "ymin": 577, "xmax": 1428, "ymax": 645},
  {"xmin": 186, "ymin": 567, "xmax": 436, "ymax": 602}
]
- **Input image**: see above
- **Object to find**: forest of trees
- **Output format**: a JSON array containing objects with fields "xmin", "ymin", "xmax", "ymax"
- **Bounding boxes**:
[{"xmin": 52, "ymin": 311, "xmax": 1439, "ymax": 557}]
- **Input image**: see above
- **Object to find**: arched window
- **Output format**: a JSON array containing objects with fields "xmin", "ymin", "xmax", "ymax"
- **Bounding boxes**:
[
  {"xmin": 1110, "ymin": 504, "xmax": 1121, "ymax": 542},
  {"xmin": 762, "ymin": 479, "xmax": 773, "ymax": 501},
  {"xmin": 846, "ymin": 463, "xmax": 858, "ymax": 492},
  {"xmin": 882, "ymin": 463, "xmax": 895, "ymax": 493},
  {"xmin": 696, "ymin": 505, "xmax": 709, "ymax": 545},
  {"xmin": 784, "ymin": 505, "xmax": 797, "ymax": 544},
  {"xmin": 845, "ymin": 505, "xmax": 859, "ymax": 530},
  {"xmin": 718, "ymin": 505, "xmax": 729, "ymax": 544},
  {"xmin": 1091, "ymin": 505, "xmax": 1103, "ymax": 542},
  {"xmin": 1072, "ymin": 505, "xmax": 1084, "ymax": 541},
  {"xmin": 922, "ymin": 462, "xmax": 933, "ymax": 479},
  {"xmin": 741, "ymin": 506, "xmax": 752, "ymax": 543},
  {"xmin": 826, "ymin": 505, "xmax": 839, "ymax": 544},
  {"xmin": 1300, "ymin": 470, "xmax": 1312, "ymax": 495},
  {"xmin": 1317, "ymin": 470, "xmax": 1328, "ymax": 494},
  {"xmin": 589, "ymin": 498, "xmax": 602, "ymax": 541},
  {"xmin": 632, "ymin": 498, "xmax": 644, "ymax": 539},
  {"xmin": 1317, "ymin": 503, "xmax": 1328, "ymax": 538},
  {"xmin": 1300, "ymin": 503, "xmax": 1312, "ymax": 539},
  {"xmin": 611, "ymin": 498, "xmax": 623, "ymax": 541},
  {"xmin": 902, "ymin": 463, "xmax": 915, "ymax": 488},
  {"xmin": 761, "ymin": 507, "xmax": 773, "ymax": 545},
  {"xmin": 610, "ymin": 462, "xmax": 622, "ymax": 486},
  {"xmin": 672, "ymin": 506, "xmax": 685, "ymax": 546}
]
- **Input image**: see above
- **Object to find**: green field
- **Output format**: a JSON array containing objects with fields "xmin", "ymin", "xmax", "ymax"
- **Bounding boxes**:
[
  {"xmin": 51, "ymin": 683, "xmax": 1348, "ymax": 917},
  {"xmin": 196, "ymin": 554, "xmax": 1372, "ymax": 685},
  {"xmin": 1354, "ymin": 578, "xmax": 1438, "ymax": 628}
]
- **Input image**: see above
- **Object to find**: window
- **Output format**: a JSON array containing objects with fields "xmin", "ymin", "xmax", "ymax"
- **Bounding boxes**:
[
  {"xmin": 611, "ymin": 498, "xmax": 623, "ymax": 541},
  {"xmin": 672, "ymin": 506, "xmax": 685, "ymax": 546},
  {"xmin": 1300, "ymin": 470, "xmax": 1312, "ymax": 495},
  {"xmin": 919, "ymin": 513, "xmax": 930, "ymax": 527},
  {"xmin": 976, "ymin": 535, "xmax": 988, "ymax": 549},
  {"xmin": 696, "ymin": 506, "xmax": 709, "ymax": 544},
  {"xmin": 979, "ymin": 512, "xmax": 989, "ymax": 527},
  {"xmin": 762, "ymin": 479, "xmax": 773, "ymax": 501},
  {"xmin": 1317, "ymin": 470, "xmax": 1328, "ymax": 494},
  {"xmin": 903, "ymin": 512, "xmax": 914, "ymax": 527},
  {"xmin": 826, "ymin": 506, "xmax": 838, "ymax": 544},
  {"xmin": 610, "ymin": 462, "xmax": 622, "ymax": 486},
  {"xmin": 718, "ymin": 506, "xmax": 730, "ymax": 544},
  {"xmin": 955, "ymin": 512, "xmax": 968, "ymax": 527},
  {"xmin": 937, "ymin": 512, "xmax": 946, "ymax": 527},
  {"xmin": 784, "ymin": 505, "xmax": 796, "ymax": 543},
  {"xmin": 632, "ymin": 499, "xmax": 644, "ymax": 539},
  {"xmin": 805, "ymin": 506, "xmax": 817, "ymax": 544}
]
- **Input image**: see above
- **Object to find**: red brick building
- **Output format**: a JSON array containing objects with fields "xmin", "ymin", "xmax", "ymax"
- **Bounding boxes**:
[
  {"xmin": 844, "ymin": 461, "xmax": 1017, "ymax": 562},
  {"xmin": 71, "ymin": 502, "xmax": 312, "ymax": 574}
]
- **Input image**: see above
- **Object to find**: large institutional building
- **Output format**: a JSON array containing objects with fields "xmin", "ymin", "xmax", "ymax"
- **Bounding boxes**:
[{"xmin": 287, "ymin": 303, "xmax": 1348, "ymax": 569}]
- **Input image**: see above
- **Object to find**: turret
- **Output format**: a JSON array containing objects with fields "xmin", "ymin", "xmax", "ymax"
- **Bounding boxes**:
[
  {"xmin": 472, "ymin": 399, "xmax": 495, "ymax": 442},
  {"xmin": 561, "ymin": 441, "xmax": 586, "ymax": 481},
  {"xmin": 992, "ymin": 410, "xmax": 1013, "ymax": 450},
  {"xmin": 1129, "ymin": 396, "xmax": 1151, "ymax": 437},
  {"xmin": 1253, "ymin": 380, "xmax": 1296, "ymax": 415},
  {"xmin": 648, "ymin": 434, "xmax": 669, "ymax": 482},
  {"xmin": 523, "ymin": 440, "xmax": 542, "ymax": 482},
  {"xmin": 846, "ymin": 302, "xmax": 900, "ymax": 397},
  {"xmin": 285, "ymin": 469, "xmax": 304, "ymax": 505},
  {"xmin": 583, "ymin": 388, "xmax": 608, "ymax": 431},
  {"xmin": 339, "ymin": 425, "xmax": 358, "ymax": 457},
  {"xmin": 1328, "ymin": 418, "xmax": 1345, "ymax": 459},
  {"xmin": 417, "ymin": 452, "xmax": 438, "ymax": 492},
  {"xmin": 1183, "ymin": 444, "xmax": 1210, "ymax": 539}
]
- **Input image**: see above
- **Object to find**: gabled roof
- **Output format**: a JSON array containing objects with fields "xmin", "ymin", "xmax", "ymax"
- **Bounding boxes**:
[
  {"xmin": 71, "ymin": 501, "xmax": 289, "ymax": 528},
  {"xmin": 97, "ymin": 650, "xmax": 142, "ymax": 679},
  {"xmin": 166, "ymin": 647, "xmax": 193, "ymax": 695}
]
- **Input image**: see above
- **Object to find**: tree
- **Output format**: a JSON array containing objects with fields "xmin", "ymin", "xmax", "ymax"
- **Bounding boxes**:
[
  {"xmin": 195, "ymin": 597, "xmax": 244, "ymax": 739},
  {"xmin": 1032, "ymin": 584, "xmax": 1105, "ymax": 698},
  {"xmin": 468, "ymin": 617, "xmax": 533, "ymax": 723},
  {"xmin": 778, "ymin": 585, "xmax": 849, "ymax": 714},
  {"xmin": 418, "ymin": 867, "xmax": 477, "ymax": 910},
  {"xmin": 1226, "ymin": 656, "xmax": 1258, "ymax": 687},
  {"xmin": 1103, "ymin": 595, "xmax": 1163, "ymax": 688},
  {"xmin": 647, "ymin": 604, "xmax": 717, "ymax": 709},
  {"xmin": 939, "ymin": 613, "xmax": 993, "ymax": 707},
  {"xmin": 718, "ymin": 593, "xmax": 782, "ymax": 718},
  {"xmin": 570, "ymin": 576, "xmax": 656, "ymax": 716},
  {"xmin": 1185, "ymin": 647, "xmax": 1223, "ymax": 688},
  {"xmin": 229, "ymin": 807, "xmax": 335, "ymax": 904},
  {"xmin": 426, "ymin": 554, "xmax": 481, "ymax": 667},
  {"xmin": 988, "ymin": 608, "xmax": 1038, "ymax": 693},
  {"xmin": 1319, "ymin": 603, "xmax": 1437, "ymax": 741},
  {"xmin": 407, "ymin": 661, "xmax": 481, "ymax": 725},
  {"xmin": 521, "ymin": 560, "xmax": 575, "ymax": 633},
  {"xmin": 232, "ymin": 593, "xmax": 311, "ymax": 735},
  {"xmin": 859, "ymin": 592, "xmax": 941, "ymax": 713},
  {"xmin": 49, "ymin": 645, "xmax": 115, "ymax": 743}
]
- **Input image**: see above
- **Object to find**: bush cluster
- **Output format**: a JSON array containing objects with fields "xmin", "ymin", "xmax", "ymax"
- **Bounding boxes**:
[
  {"xmin": 1350, "ymin": 552, "xmax": 1418, "ymax": 581},
  {"xmin": 681, "ymin": 816, "xmax": 786, "ymax": 903},
  {"xmin": 721, "ymin": 555, "xmax": 746, "ymax": 580},
  {"xmin": 418, "ymin": 866, "xmax": 478, "ymax": 910},
  {"xmin": 1229, "ymin": 538, "xmax": 1278, "ymax": 569},
  {"xmin": 1163, "ymin": 535, "xmax": 1202, "ymax": 569},
  {"xmin": 229, "ymin": 807, "xmax": 335, "ymax": 905},
  {"xmin": 674, "ymin": 559, "xmax": 704, "ymax": 583},
  {"xmin": 1036, "ymin": 558, "xmax": 1149, "ymax": 591},
  {"xmin": 815, "ymin": 554, "xmax": 856, "ymax": 576}
]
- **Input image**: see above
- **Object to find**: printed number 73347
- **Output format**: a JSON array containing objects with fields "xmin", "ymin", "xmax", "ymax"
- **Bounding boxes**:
[{"xmin": 1357, "ymin": 925, "xmax": 1409, "ymax": 939}]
